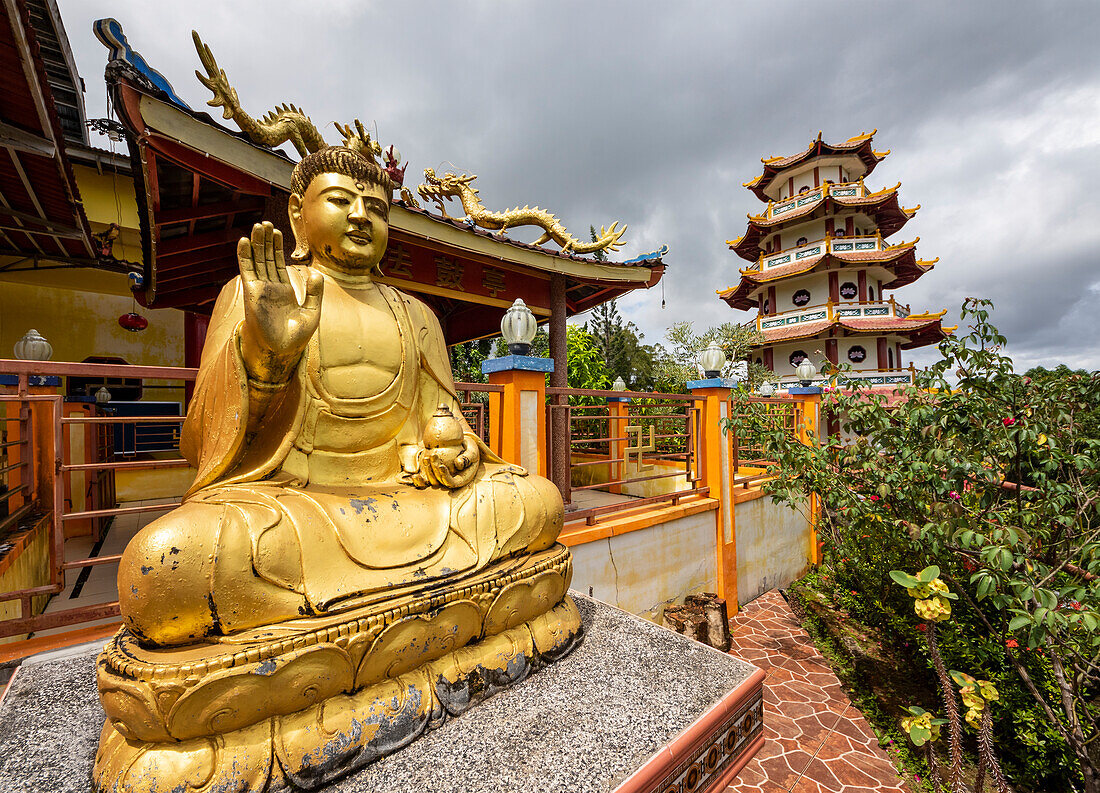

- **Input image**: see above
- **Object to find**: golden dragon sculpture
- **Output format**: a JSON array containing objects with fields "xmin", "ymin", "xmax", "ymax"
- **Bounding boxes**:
[
  {"xmin": 417, "ymin": 168, "xmax": 627, "ymax": 255},
  {"xmin": 192, "ymin": 31, "xmax": 382, "ymax": 163}
]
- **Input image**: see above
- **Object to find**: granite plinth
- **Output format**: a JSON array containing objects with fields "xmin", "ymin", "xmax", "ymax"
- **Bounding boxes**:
[{"xmin": 0, "ymin": 595, "xmax": 763, "ymax": 793}]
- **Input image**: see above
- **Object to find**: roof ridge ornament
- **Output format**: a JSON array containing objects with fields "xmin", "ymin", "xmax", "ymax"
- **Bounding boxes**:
[
  {"xmin": 94, "ymin": 18, "xmax": 190, "ymax": 110},
  {"xmin": 191, "ymin": 31, "xmax": 394, "ymax": 174},
  {"xmin": 416, "ymin": 168, "xmax": 627, "ymax": 256}
]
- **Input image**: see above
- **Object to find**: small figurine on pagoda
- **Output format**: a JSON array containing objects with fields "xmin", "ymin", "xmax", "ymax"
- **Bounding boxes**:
[{"xmin": 718, "ymin": 131, "xmax": 954, "ymax": 396}]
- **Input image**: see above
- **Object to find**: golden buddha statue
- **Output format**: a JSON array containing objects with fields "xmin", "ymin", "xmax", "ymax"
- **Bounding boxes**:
[{"xmin": 93, "ymin": 144, "xmax": 581, "ymax": 792}]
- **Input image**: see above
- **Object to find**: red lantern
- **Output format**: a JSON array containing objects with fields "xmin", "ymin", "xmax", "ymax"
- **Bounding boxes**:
[{"xmin": 118, "ymin": 312, "xmax": 148, "ymax": 332}]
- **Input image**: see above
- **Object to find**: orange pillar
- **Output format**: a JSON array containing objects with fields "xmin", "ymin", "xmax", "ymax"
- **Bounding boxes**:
[
  {"xmin": 688, "ymin": 377, "xmax": 737, "ymax": 613},
  {"xmin": 790, "ymin": 387, "xmax": 823, "ymax": 565},
  {"xmin": 606, "ymin": 397, "xmax": 629, "ymax": 495},
  {"xmin": 484, "ymin": 356, "xmax": 553, "ymax": 478}
]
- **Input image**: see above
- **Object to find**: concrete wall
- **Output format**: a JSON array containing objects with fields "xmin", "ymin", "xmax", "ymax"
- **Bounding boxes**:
[
  {"xmin": 569, "ymin": 510, "xmax": 717, "ymax": 622},
  {"xmin": 734, "ymin": 494, "xmax": 812, "ymax": 606},
  {"xmin": 0, "ymin": 514, "xmax": 50, "ymax": 644}
]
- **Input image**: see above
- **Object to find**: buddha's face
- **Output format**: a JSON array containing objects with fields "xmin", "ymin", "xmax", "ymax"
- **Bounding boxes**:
[{"xmin": 289, "ymin": 172, "xmax": 389, "ymax": 273}]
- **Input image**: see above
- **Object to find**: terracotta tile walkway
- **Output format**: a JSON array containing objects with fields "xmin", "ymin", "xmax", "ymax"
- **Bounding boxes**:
[{"xmin": 725, "ymin": 590, "xmax": 911, "ymax": 793}]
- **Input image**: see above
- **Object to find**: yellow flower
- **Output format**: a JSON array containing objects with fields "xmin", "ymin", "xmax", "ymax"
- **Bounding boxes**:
[
  {"xmin": 915, "ymin": 596, "xmax": 952, "ymax": 622},
  {"xmin": 978, "ymin": 680, "xmax": 999, "ymax": 702},
  {"xmin": 960, "ymin": 686, "xmax": 985, "ymax": 711},
  {"xmin": 965, "ymin": 708, "xmax": 983, "ymax": 730},
  {"xmin": 907, "ymin": 583, "xmax": 933, "ymax": 599}
]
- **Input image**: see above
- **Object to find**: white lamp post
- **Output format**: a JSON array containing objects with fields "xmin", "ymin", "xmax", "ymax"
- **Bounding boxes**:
[
  {"xmin": 796, "ymin": 359, "xmax": 818, "ymax": 387},
  {"xmin": 758, "ymin": 381, "xmax": 776, "ymax": 397},
  {"xmin": 698, "ymin": 344, "xmax": 727, "ymax": 378},
  {"xmin": 13, "ymin": 329, "xmax": 52, "ymax": 361},
  {"xmin": 500, "ymin": 299, "xmax": 537, "ymax": 355},
  {"xmin": 95, "ymin": 386, "xmax": 112, "ymax": 405},
  {"xmin": 612, "ymin": 376, "xmax": 626, "ymax": 392}
]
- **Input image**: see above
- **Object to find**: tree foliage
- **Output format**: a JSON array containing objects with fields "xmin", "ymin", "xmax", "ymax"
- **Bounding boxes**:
[
  {"xmin": 583, "ymin": 301, "xmax": 662, "ymax": 390},
  {"xmin": 656, "ymin": 320, "xmax": 767, "ymax": 392},
  {"xmin": 729, "ymin": 299, "xmax": 1100, "ymax": 791}
]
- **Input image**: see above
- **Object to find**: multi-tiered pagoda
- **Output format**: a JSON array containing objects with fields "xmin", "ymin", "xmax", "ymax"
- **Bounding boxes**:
[{"xmin": 719, "ymin": 131, "xmax": 952, "ymax": 391}]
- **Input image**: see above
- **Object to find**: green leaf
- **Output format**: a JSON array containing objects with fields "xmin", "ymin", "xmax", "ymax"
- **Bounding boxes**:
[
  {"xmin": 919, "ymin": 565, "xmax": 941, "ymax": 583},
  {"xmin": 1008, "ymin": 614, "xmax": 1031, "ymax": 631},
  {"xmin": 889, "ymin": 570, "xmax": 919, "ymax": 588}
]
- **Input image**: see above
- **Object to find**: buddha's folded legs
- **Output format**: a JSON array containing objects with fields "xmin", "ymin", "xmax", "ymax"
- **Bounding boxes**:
[{"xmin": 118, "ymin": 467, "xmax": 565, "ymax": 646}]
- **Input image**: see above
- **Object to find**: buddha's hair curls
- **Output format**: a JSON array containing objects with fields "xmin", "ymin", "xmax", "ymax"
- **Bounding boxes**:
[{"xmin": 290, "ymin": 146, "xmax": 393, "ymax": 198}]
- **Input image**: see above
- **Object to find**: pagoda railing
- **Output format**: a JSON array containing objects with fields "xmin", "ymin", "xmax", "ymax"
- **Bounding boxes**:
[
  {"xmin": 545, "ymin": 387, "xmax": 706, "ymax": 523},
  {"xmin": 756, "ymin": 297, "xmax": 912, "ymax": 332},
  {"xmin": 0, "ymin": 360, "xmax": 505, "ymax": 645},
  {"xmin": 771, "ymin": 365, "xmax": 918, "ymax": 391},
  {"xmin": 762, "ymin": 179, "xmax": 870, "ymax": 220},
  {"xmin": 753, "ymin": 233, "xmax": 889, "ymax": 272}
]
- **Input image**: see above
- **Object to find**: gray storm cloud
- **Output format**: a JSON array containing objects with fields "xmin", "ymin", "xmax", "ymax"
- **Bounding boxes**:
[{"xmin": 64, "ymin": 0, "xmax": 1100, "ymax": 371}]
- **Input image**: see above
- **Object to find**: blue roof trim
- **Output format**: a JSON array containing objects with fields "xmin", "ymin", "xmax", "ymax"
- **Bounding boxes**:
[
  {"xmin": 94, "ymin": 18, "xmax": 190, "ymax": 110},
  {"xmin": 623, "ymin": 245, "xmax": 669, "ymax": 265}
]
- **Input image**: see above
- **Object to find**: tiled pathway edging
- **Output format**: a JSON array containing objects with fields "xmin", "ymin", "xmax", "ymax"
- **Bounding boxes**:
[{"xmin": 724, "ymin": 591, "xmax": 911, "ymax": 793}]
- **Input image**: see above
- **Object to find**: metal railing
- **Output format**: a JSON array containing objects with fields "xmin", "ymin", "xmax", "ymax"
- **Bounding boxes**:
[
  {"xmin": 0, "ymin": 360, "xmax": 196, "ymax": 640},
  {"xmin": 726, "ymin": 396, "xmax": 802, "ymax": 488},
  {"xmin": 454, "ymin": 381, "xmax": 504, "ymax": 447},
  {"xmin": 0, "ymin": 364, "xmax": 513, "ymax": 642},
  {"xmin": 546, "ymin": 387, "xmax": 706, "ymax": 522}
]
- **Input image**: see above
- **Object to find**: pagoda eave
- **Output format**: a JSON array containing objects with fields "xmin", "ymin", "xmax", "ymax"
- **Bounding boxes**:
[
  {"xmin": 753, "ymin": 314, "xmax": 952, "ymax": 349},
  {"xmin": 729, "ymin": 186, "xmax": 914, "ymax": 261},
  {"xmin": 718, "ymin": 246, "xmax": 931, "ymax": 310},
  {"xmin": 743, "ymin": 132, "xmax": 888, "ymax": 202}
]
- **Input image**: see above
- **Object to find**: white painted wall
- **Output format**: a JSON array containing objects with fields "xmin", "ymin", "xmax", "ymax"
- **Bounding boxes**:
[
  {"xmin": 569, "ymin": 510, "xmax": 717, "ymax": 622},
  {"xmin": 734, "ymin": 496, "xmax": 812, "ymax": 606}
]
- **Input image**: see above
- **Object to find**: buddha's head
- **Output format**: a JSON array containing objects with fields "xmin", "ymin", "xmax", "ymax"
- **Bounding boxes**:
[{"xmin": 288, "ymin": 146, "xmax": 393, "ymax": 274}]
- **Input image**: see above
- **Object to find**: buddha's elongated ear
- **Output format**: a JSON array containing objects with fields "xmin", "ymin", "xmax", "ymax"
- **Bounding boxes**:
[{"xmin": 288, "ymin": 192, "xmax": 310, "ymax": 261}]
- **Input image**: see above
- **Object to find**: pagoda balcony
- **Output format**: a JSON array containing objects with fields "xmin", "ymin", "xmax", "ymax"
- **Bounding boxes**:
[
  {"xmin": 762, "ymin": 180, "xmax": 870, "ymax": 220},
  {"xmin": 772, "ymin": 364, "xmax": 917, "ymax": 391},
  {"xmin": 755, "ymin": 297, "xmax": 911, "ymax": 333},
  {"xmin": 748, "ymin": 233, "xmax": 886, "ymax": 273}
]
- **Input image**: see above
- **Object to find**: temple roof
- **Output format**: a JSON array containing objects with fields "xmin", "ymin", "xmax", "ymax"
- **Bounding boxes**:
[
  {"xmin": 717, "ymin": 242, "xmax": 937, "ymax": 310},
  {"xmin": 727, "ymin": 182, "xmax": 917, "ymax": 261},
  {"xmin": 754, "ymin": 311, "xmax": 954, "ymax": 350},
  {"xmin": 743, "ymin": 131, "xmax": 889, "ymax": 202},
  {"xmin": 104, "ymin": 60, "xmax": 662, "ymax": 342},
  {"xmin": 0, "ymin": 0, "xmax": 97, "ymax": 268}
]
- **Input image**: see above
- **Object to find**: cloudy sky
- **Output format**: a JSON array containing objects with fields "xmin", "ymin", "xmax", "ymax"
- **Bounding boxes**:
[{"xmin": 60, "ymin": 1, "xmax": 1100, "ymax": 371}]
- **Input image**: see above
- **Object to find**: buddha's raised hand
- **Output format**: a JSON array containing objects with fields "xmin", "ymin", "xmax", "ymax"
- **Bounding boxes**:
[{"xmin": 237, "ymin": 221, "xmax": 324, "ymax": 383}]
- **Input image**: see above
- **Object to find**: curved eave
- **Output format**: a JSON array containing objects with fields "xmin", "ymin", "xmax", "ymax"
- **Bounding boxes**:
[
  {"xmin": 718, "ymin": 244, "xmax": 930, "ymax": 310},
  {"xmin": 107, "ymin": 62, "xmax": 659, "ymax": 320},
  {"xmin": 728, "ymin": 185, "xmax": 915, "ymax": 261},
  {"xmin": 753, "ymin": 312, "xmax": 953, "ymax": 348},
  {"xmin": 743, "ymin": 132, "xmax": 889, "ymax": 201}
]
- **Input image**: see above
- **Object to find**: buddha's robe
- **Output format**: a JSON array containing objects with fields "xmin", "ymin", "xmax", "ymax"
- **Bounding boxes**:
[{"xmin": 118, "ymin": 266, "xmax": 563, "ymax": 645}]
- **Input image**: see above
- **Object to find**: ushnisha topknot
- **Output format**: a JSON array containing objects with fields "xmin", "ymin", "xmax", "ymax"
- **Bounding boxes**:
[{"xmin": 290, "ymin": 145, "xmax": 393, "ymax": 199}]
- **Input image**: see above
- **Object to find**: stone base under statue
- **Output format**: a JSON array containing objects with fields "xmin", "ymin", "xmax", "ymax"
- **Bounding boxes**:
[
  {"xmin": 92, "ymin": 543, "xmax": 579, "ymax": 792},
  {"xmin": 0, "ymin": 595, "xmax": 764, "ymax": 793}
]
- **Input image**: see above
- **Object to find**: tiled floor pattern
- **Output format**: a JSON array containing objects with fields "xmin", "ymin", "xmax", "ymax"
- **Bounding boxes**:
[{"xmin": 725, "ymin": 590, "xmax": 910, "ymax": 793}]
